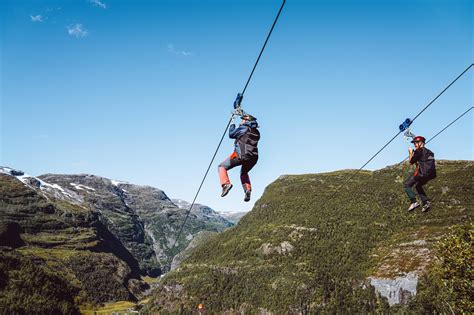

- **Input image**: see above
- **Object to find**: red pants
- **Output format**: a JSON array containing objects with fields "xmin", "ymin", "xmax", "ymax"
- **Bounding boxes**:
[{"xmin": 218, "ymin": 152, "xmax": 257, "ymax": 192}]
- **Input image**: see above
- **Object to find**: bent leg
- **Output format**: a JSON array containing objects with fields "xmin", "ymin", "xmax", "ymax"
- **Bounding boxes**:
[
  {"xmin": 404, "ymin": 176, "xmax": 417, "ymax": 203},
  {"xmin": 240, "ymin": 159, "xmax": 257, "ymax": 192},
  {"xmin": 415, "ymin": 178, "xmax": 430, "ymax": 204},
  {"xmin": 218, "ymin": 152, "xmax": 241, "ymax": 186}
]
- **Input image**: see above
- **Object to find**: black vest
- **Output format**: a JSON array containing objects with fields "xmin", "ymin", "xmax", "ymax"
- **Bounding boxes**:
[{"xmin": 237, "ymin": 127, "xmax": 260, "ymax": 162}]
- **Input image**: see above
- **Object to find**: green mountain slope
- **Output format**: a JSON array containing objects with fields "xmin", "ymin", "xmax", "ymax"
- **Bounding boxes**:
[
  {"xmin": 0, "ymin": 173, "xmax": 137, "ymax": 313},
  {"xmin": 38, "ymin": 174, "xmax": 233, "ymax": 272},
  {"xmin": 144, "ymin": 160, "xmax": 473, "ymax": 313},
  {"xmin": 0, "ymin": 169, "xmax": 232, "ymax": 313}
]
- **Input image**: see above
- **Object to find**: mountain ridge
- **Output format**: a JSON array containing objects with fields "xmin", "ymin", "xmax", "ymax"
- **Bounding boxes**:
[{"xmin": 0, "ymin": 166, "xmax": 232, "ymax": 313}]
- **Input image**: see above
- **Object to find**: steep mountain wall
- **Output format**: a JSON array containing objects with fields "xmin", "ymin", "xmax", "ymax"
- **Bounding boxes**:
[{"xmin": 0, "ymin": 168, "xmax": 232, "ymax": 312}]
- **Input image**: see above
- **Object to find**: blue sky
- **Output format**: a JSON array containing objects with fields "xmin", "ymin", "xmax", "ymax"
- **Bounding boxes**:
[{"xmin": 0, "ymin": 0, "xmax": 472, "ymax": 213}]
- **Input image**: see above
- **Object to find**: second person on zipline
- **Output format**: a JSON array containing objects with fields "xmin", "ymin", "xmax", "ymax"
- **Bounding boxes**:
[
  {"xmin": 404, "ymin": 136, "xmax": 436, "ymax": 212},
  {"xmin": 218, "ymin": 113, "xmax": 260, "ymax": 202}
]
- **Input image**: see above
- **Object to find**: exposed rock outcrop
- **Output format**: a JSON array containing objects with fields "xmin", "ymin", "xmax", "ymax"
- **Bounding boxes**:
[{"xmin": 369, "ymin": 273, "xmax": 418, "ymax": 306}]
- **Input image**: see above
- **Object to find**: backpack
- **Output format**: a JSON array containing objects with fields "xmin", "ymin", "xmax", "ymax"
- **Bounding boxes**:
[
  {"xmin": 237, "ymin": 127, "xmax": 260, "ymax": 162},
  {"xmin": 419, "ymin": 147, "xmax": 436, "ymax": 179}
]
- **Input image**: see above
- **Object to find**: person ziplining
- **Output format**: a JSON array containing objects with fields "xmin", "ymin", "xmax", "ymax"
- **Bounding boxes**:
[
  {"xmin": 167, "ymin": 0, "xmax": 286, "ymax": 260},
  {"xmin": 218, "ymin": 112, "xmax": 260, "ymax": 202},
  {"xmin": 404, "ymin": 135, "xmax": 436, "ymax": 212},
  {"xmin": 320, "ymin": 64, "xmax": 472, "ymax": 221}
]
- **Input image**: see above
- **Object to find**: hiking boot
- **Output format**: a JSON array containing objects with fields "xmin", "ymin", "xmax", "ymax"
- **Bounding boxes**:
[
  {"xmin": 421, "ymin": 201, "xmax": 431, "ymax": 213},
  {"xmin": 407, "ymin": 202, "xmax": 420, "ymax": 212},
  {"xmin": 221, "ymin": 184, "xmax": 233, "ymax": 197},
  {"xmin": 244, "ymin": 190, "xmax": 251, "ymax": 202}
]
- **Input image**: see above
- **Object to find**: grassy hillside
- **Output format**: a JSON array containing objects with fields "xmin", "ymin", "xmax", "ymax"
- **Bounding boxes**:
[
  {"xmin": 0, "ymin": 249, "xmax": 80, "ymax": 314},
  {"xmin": 144, "ymin": 160, "xmax": 473, "ymax": 313}
]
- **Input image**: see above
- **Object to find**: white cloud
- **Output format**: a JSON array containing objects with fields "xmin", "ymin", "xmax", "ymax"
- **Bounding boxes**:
[
  {"xmin": 30, "ymin": 15, "xmax": 44, "ymax": 22},
  {"xmin": 67, "ymin": 24, "xmax": 88, "ymax": 38},
  {"xmin": 90, "ymin": 0, "xmax": 107, "ymax": 9},
  {"xmin": 167, "ymin": 43, "xmax": 193, "ymax": 56}
]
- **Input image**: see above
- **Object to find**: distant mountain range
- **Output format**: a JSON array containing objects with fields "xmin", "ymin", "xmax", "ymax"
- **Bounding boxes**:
[
  {"xmin": 172, "ymin": 198, "xmax": 248, "ymax": 224},
  {"xmin": 0, "ymin": 167, "xmax": 232, "ymax": 313},
  {"xmin": 218, "ymin": 211, "xmax": 248, "ymax": 224}
]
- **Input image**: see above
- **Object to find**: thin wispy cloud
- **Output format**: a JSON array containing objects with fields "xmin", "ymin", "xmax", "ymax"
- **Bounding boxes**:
[
  {"xmin": 67, "ymin": 24, "xmax": 88, "ymax": 38},
  {"xmin": 31, "ymin": 7, "xmax": 61, "ymax": 23},
  {"xmin": 90, "ymin": 0, "xmax": 107, "ymax": 9},
  {"xmin": 45, "ymin": 7, "xmax": 62, "ymax": 13},
  {"xmin": 167, "ymin": 44, "xmax": 193, "ymax": 56},
  {"xmin": 30, "ymin": 15, "xmax": 44, "ymax": 22}
]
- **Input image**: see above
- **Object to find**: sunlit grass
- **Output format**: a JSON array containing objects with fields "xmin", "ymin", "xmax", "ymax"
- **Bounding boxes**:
[{"xmin": 80, "ymin": 301, "xmax": 136, "ymax": 315}]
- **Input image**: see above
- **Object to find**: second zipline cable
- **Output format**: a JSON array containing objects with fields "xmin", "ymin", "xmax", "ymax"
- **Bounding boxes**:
[
  {"xmin": 397, "ymin": 106, "xmax": 474, "ymax": 164},
  {"xmin": 319, "ymin": 64, "xmax": 473, "ymax": 207}
]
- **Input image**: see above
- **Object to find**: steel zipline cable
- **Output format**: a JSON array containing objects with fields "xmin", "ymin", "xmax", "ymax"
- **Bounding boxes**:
[
  {"xmin": 411, "ymin": 64, "xmax": 473, "ymax": 123},
  {"xmin": 425, "ymin": 106, "xmax": 473, "ymax": 145},
  {"xmin": 168, "ymin": 0, "xmax": 286, "ymax": 267},
  {"xmin": 319, "ymin": 64, "xmax": 473, "ymax": 206},
  {"xmin": 327, "ymin": 106, "xmax": 473, "ymax": 283},
  {"xmin": 396, "ymin": 106, "xmax": 473, "ymax": 164},
  {"xmin": 241, "ymin": 0, "xmax": 286, "ymax": 97}
]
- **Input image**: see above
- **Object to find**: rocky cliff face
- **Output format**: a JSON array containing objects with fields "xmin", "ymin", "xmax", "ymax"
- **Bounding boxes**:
[
  {"xmin": 172, "ymin": 199, "xmax": 234, "ymax": 228},
  {"xmin": 0, "ymin": 170, "xmax": 125, "ymax": 313},
  {"xmin": 0, "ymin": 167, "xmax": 232, "ymax": 312},
  {"xmin": 369, "ymin": 273, "xmax": 418, "ymax": 306},
  {"xmin": 170, "ymin": 230, "xmax": 217, "ymax": 271},
  {"xmin": 36, "ymin": 174, "xmax": 233, "ymax": 273}
]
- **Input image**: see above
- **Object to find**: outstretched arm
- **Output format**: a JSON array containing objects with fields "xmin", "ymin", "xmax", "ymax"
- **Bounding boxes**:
[{"xmin": 229, "ymin": 124, "xmax": 248, "ymax": 139}]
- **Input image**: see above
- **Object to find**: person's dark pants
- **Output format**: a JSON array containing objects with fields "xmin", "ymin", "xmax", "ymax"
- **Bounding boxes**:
[
  {"xmin": 218, "ymin": 151, "xmax": 258, "ymax": 192},
  {"xmin": 404, "ymin": 175, "xmax": 431, "ymax": 205}
]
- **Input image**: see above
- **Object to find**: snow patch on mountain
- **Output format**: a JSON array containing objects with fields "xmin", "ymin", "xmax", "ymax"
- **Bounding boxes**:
[
  {"xmin": 111, "ymin": 179, "xmax": 127, "ymax": 186},
  {"xmin": 70, "ymin": 183, "xmax": 96, "ymax": 191},
  {"xmin": 172, "ymin": 199, "xmax": 188, "ymax": 209},
  {"xmin": 0, "ymin": 166, "xmax": 83, "ymax": 204}
]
